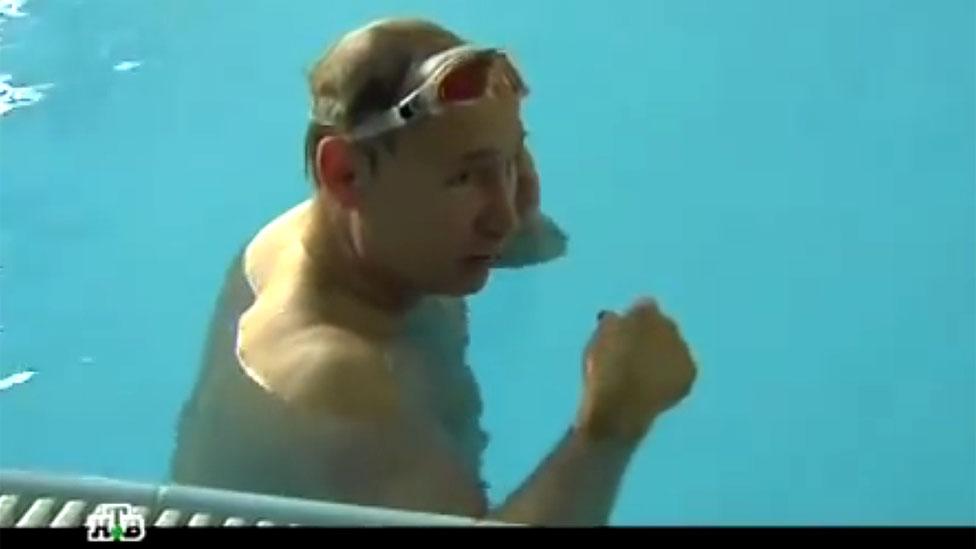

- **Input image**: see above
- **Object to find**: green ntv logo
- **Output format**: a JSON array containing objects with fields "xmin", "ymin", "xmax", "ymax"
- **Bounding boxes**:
[{"xmin": 85, "ymin": 503, "xmax": 146, "ymax": 542}]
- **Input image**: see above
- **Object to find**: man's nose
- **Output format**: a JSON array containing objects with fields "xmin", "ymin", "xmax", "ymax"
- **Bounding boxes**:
[{"xmin": 476, "ymin": 177, "xmax": 518, "ymax": 242}]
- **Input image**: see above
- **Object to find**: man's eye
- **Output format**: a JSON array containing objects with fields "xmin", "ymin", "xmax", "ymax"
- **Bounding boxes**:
[{"xmin": 448, "ymin": 170, "xmax": 473, "ymax": 187}]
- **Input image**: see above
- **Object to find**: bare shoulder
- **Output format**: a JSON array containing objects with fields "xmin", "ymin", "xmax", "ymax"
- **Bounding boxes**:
[
  {"xmin": 286, "ymin": 325, "xmax": 398, "ymax": 416},
  {"xmin": 239, "ymin": 317, "xmax": 399, "ymax": 420},
  {"xmin": 243, "ymin": 200, "xmax": 313, "ymax": 293}
]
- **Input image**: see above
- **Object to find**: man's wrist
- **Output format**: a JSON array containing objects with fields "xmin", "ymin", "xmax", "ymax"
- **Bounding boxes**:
[
  {"xmin": 573, "ymin": 402, "xmax": 656, "ymax": 448},
  {"xmin": 569, "ymin": 419, "xmax": 646, "ymax": 457}
]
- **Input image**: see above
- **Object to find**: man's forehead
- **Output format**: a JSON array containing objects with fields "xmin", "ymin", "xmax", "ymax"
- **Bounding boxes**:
[
  {"xmin": 457, "ymin": 127, "xmax": 528, "ymax": 160},
  {"xmin": 406, "ymin": 97, "xmax": 524, "ymax": 156}
]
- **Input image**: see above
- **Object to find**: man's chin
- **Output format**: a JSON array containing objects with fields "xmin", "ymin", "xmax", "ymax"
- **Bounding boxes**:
[{"xmin": 438, "ymin": 271, "xmax": 491, "ymax": 297}]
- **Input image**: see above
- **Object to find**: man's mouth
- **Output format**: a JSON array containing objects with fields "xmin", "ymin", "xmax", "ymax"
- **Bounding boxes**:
[{"xmin": 463, "ymin": 254, "xmax": 499, "ymax": 267}]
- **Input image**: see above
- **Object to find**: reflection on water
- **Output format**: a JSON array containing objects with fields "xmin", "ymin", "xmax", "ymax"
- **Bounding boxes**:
[
  {"xmin": 0, "ymin": 0, "xmax": 29, "ymax": 20},
  {"xmin": 0, "ymin": 73, "xmax": 53, "ymax": 116},
  {"xmin": 0, "ymin": 1, "xmax": 51, "ymax": 116},
  {"xmin": 0, "ymin": 369, "xmax": 35, "ymax": 391}
]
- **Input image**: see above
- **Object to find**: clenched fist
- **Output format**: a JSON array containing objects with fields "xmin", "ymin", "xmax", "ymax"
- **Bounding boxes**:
[{"xmin": 575, "ymin": 298, "xmax": 698, "ymax": 443}]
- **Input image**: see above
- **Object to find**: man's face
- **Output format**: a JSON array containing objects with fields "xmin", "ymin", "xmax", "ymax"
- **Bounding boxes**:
[{"xmin": 356, "ymin": 91, "xmax": 525, "ymax": 297}]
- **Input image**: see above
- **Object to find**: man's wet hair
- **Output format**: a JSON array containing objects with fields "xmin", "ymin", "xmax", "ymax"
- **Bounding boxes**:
[{"xmin": 303, "ymin": 18, "xmax": 465, "ymax": 183}]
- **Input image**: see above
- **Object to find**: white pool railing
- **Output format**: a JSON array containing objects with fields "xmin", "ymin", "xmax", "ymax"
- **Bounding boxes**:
[{"xmin": 0, "ymin": 468, "xmax": 517, "ymax": 527}]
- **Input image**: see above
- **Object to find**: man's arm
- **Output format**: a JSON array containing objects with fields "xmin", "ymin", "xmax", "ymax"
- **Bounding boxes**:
[
  {"xmin": 486, "ymin": 427, "xmax": 640, "ymax": 526},
  {"xmin": 272, "ymin": 305, "xmax": 691, "ymax": 527},
  {"xmin": 487, "ymin": 297, "xmax": 698, "ymax": 526}
]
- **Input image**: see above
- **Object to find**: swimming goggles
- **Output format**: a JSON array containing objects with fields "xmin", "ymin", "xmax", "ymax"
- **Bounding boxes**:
[{"xmin": 313, "ymin": 45, "xmax": 529, "ymax": 141}]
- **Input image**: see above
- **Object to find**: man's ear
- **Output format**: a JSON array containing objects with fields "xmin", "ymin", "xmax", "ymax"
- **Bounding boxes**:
[{"xmin": 315, "ymin": 136, "xmax": 363, "ymax": 209}]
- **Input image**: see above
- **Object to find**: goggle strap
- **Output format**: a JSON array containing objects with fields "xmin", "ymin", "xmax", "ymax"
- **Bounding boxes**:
[{"xmin": 312, "ymin": 46, "xmax": 527, "ymax": 139}]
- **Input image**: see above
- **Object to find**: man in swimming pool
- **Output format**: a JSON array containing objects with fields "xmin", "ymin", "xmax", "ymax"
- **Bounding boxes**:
[{"xmin": 169, "ymin": 18, "xmax": 697, "ymax": 526}]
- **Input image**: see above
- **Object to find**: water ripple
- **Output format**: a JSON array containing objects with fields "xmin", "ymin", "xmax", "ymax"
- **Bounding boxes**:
[
  {"xmin": 0, "ymin": 2, "xmax": 48, "ymax": 117},
  {"xmin": 0, "ymin": 0, "xmax": 28, "ymax": 20},
  {"xmin": 0, "ymin": 369, "xmax": 36, "ymax": 391},
  {"xmin": 0, "ymin": 73, "xmax": 53, "ymax": 116}
]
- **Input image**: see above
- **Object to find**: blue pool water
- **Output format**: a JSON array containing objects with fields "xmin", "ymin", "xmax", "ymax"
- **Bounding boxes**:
[{"xmin": 0, "ymin": 0, "xmax": 973, "ymax": 526}]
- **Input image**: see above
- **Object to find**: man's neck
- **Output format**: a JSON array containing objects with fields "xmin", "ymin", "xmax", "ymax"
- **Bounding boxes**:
[{"xmin": 297, "ymin": 203, "xmax": 419, "ymax": 339}]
